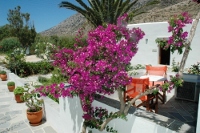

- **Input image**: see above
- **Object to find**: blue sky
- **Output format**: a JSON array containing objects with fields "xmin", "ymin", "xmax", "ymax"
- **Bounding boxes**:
[{"xmin": 0, "ymin": 0, "xmax": 88, "ymax": 33}]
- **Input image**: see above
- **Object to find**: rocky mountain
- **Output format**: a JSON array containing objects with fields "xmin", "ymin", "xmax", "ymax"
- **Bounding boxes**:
[{"xmin": 40, "ymin": 0, "xmax": 200, "ymax": 36}]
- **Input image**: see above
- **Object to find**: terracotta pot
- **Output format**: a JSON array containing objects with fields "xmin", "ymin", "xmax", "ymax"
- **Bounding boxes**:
[
  {"xmin": 27, "ymin": 108, "xmax": 43, "ymax": 126},
  {"xmin": 8, "ymin": 86, "xmax": 15, "ymax": 92},
  {"xmin": 14, "ymin": 94, "xmax": 24, "ymax": 103},
  {"xmin": 0, "ymin": 74, "xmax": 7, "ymax": 81}
]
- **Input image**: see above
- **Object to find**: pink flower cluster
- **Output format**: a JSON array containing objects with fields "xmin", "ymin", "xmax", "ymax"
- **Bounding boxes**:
[
  {"xmin": 36, "ymin": 14, "xmax": 145, "ymax": 119},
  {"xmin": 167, "ymin": 12, "xmax": 192, "ymax": 54}
]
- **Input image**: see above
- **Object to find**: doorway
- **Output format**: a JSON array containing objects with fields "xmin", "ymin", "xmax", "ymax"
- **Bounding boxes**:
[{"xmin": 158, "ymin": 46, "xmax": 170, "ymax": 65}]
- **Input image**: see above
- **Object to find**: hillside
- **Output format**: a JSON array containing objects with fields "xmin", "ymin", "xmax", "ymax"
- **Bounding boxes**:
[{"xmin": 40, "ymin": 0, "xmax": 200, "ymax": 36}]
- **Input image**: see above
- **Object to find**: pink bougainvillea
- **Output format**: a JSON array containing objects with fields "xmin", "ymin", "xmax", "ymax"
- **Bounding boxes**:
[
  {"xmin": 36, "ymin": 13, "xmax": 145, "ymax": 119},
  {"xmin": 167, "ymin": 12, "xmax": 193, "ymax": 54}
]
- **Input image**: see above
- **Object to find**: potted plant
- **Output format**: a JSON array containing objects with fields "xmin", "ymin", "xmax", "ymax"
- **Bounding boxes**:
[
  {"xmin": 22, "ymin": 85, "xmax": 43, "ymax": 126},
  {"xmin": 13, "ymin": 86, "xmax": 24, "ymax": 103},
  {"xmin": 7, "ymin": 81, "xmax": 15, "ymax": 92},
  {"xmin": 0, "ymin": 70, "xmax": 7, "ymax": 81}
]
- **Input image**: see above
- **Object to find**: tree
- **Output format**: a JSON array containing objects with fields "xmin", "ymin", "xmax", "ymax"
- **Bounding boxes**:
[
  {"xmin": 36, "ymin": 14, "xmax": 181, "ymax": 133},
  {"xmin": 59, "ymin": 0, "xmax": 159, "ymax": 27},
  {"xmin": 7, "ymin": 6, "xmax": 36, "ymax": 50},
  {"xmin": 179, "ymin": 0, "xmax": 200, "ymax": 75}
]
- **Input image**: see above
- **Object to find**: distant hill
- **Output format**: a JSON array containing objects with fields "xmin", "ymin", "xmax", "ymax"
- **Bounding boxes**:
[{"xmin": 40, "ymin": 0, "xmax": 199, "ymax": 36}]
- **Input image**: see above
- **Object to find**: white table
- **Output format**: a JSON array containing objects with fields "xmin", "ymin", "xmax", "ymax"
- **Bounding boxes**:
[{"xmin": 140, "ymin": 75, "xmax": 167, "ymax": 83}]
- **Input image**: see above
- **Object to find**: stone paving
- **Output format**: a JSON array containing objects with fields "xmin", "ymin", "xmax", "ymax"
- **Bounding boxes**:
[
  {"xmin": 0, "ymin": 77, "xmax": 57, "ymax": 133},
  {"xmin": 157, "ymin": 96, "xmax": 198, "ymax": 128}
]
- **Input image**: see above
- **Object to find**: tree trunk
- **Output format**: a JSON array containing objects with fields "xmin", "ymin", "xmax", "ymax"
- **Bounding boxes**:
[{"xmin": 179, "ymin": 10, "xmax": 200, "ymax": 76}]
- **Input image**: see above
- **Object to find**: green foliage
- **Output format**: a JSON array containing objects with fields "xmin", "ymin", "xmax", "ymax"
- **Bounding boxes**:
[
  {"xmin": 14, "ymin": 86, "xmax": 24, "ymax": 95},
  {"xmin": 171, "ymin": 58, "xmax": 179, "ymax": 72},
  {"xmin": 7, "ymin": 6, "xmax": 36, "ymax": 49},
  {"xmin": 0, "ymin": 25, "xmax": 11, "ymax": 41},
  {"xmin": 0, "ymin": 70, "xmax": 6, "ymax": 74},
  {"xmin": 155, "ymin": 38, "xmax": 168, "ymax": 49},
  {"xmin": 7, "ymin": 81, "xmax": 15, "ymax": 86},
  {"xmin": 49, "ymin": 68, "xmax": 66, "ymax": 84},
  {"xmin": 16, "ymin": 61, "xmax": 54, "ymax": 77},
  {"xmin": 5, "ymin": 48, "xmax": 26, "ymax": 75},
  {"xmin": 133, "ymin": 64, "xmax": 145, "ymax": 70},
  {"xmin": 5, "ymin": 50, "xmax": 53, "ymax": 77},
  {"xmin": 38, "ymin": 76, "xmax": 49, "ymax": 83},
  {"xmin": 0, "ymin": 37, "xmax": 21, "ymax": 53},
  {"xmin": 22, "ymin": 85, "xmax": 43, "ymax": 112},
  {"xmin": 59, "ymin": 0, "xmax": 136, "ymax": 27},
  {"xmin": 170, "ymin": 75, "xmax": 183, "ymax": 88},
  {"xmin": 33, "ymin": 35, "xmax": 78, "ymax": 60},
  {"xmin": 60, "ymin": 0, "xmax": 159, "ymax": 27},
  {"xmin": 125, "ymin": 63, "xmax": 134, "ymax": 71},
  {"xmin": 57, "ymin": 36, "xmax": 77, "ymax": 49}
]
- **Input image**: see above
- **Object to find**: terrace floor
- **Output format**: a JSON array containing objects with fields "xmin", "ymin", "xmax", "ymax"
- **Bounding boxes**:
[{"xmin": 157, "ymin": 95, "xmax": 198, "ymax": 128}]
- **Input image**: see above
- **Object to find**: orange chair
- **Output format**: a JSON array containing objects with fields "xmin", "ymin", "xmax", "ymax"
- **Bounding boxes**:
[
  {"xmin": 145, "ymin": 65, "xmax": 167, "ymax": 86},
  {"xmin": 124, "ymin": 77, "xmax": 158, "ymax": 113},
  {"xmin": 145, "ymin": 65, "xmax": 167, "ymax": 103}
]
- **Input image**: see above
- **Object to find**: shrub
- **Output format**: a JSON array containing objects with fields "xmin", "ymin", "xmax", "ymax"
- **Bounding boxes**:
[
  {"xmin": 49, "ymin": 68, "xmax": 66, "ymax": 84},
  {"xmin": 38, "ymin": 76, "xmax": 49, "ymax": 83},
  {"xmin": 7, "ymin": 81, "xmax": 15, "ymax": 86},
  {"xmin": 0, "ymin": 37, "xmax": 21, "ymax": 53},
  {"xmin": 5, "ymin": 48, "xmax": 26, "ymax": 75},
  {"xmin": 6, "ymin": 59, "xmax": 54, "ymax": 77},
  {"xmin": 0, "ymin": 70, "xmax": 6, "ymax": 74},
  {"xmin": 14, "ymin": 86, "xmax": 24, "ymax": 95}
]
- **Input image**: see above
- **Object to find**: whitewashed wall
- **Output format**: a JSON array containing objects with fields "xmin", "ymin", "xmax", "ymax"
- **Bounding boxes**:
[
  {"xmin": 56, "ymin": 97, "xmax": 177, "ymax": 133},
  {"xmin": 127, "ymin": 21, "xmax": 200, "ymax": 68}
]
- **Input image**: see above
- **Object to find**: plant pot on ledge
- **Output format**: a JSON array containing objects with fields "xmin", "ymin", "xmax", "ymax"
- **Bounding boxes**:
[
  {"xmin": 7, "ymin": 81, "xmax": 15, "ymax": 92},
  {"xmin": 175, "ymin": 73, "xmax": 200, "ymax": 102},
  {"xmin": 22, "ymin": 85, "xmax": 44, "ymax": 126},
  {"xmin": 13, "ymin": 87, "xmax": 24, "ymax": 103},
  {"xmin": 26, "ymin": 108, "xmax": 43, "ymax": 126},
  {"xmin": 0, "ymin": 70, "xmax": 7, "ymax": 81}
]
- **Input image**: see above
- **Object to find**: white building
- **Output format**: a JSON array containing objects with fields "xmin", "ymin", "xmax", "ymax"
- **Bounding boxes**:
[{"xmin": 128, "ymin": 21, "xmax": 200, "ymax": 69}]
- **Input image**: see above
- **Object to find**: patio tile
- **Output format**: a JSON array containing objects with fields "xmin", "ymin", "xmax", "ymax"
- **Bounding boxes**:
[
  {"xmin": 182, "ymin": 115, "xmax": 195, "ymax": 122},
  {"xmin": 18, "ymin": 127, "xmax": 33, "ymax": 133},
  {"xmin": 43, "ymin": 126, "xmax": 57, "ymax": 133},
  {"xmin": 168, "ymin": 112, "xmax": 186, "ymax": 122},
  {"xmin": 157, "ymin": 93, "xmax": 198, "ymax": 130}
]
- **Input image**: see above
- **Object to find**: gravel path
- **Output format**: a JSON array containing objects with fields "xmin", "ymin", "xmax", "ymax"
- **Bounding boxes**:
[{"xmin": 0, "ymin": 54, "xmax": 43, "ymax": 62}]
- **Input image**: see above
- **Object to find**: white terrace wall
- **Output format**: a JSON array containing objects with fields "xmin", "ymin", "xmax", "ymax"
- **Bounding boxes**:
[
  {"xmin": 54, "ymin": 97, "xmax": 177, "ymax": 133},
  {"xmin": 127, "ymin": 21, "xmax": 200, "ymax": 68}
]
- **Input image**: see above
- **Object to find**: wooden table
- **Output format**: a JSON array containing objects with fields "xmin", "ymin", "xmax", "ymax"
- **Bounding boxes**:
[{"xmin": 140, "ymin": 75, "xmax": 167, "ymax": 104}]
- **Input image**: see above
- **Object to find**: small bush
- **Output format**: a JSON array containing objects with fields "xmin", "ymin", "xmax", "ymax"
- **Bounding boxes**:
[
  {"xmin": 0, "ymin": 70, "xmax": 6, "ymax": 74},
  {"xmin": 14, "ymin": 86, "xmax": 24, "ymax": 95},
  {"xmin": 6, "ymin": 60, "xmax": 54, "ymax": 77},
  {"xmin": 0, "ymin": 37, "xmax": 21, "ymax": 53},
  {"xmin": 49, "ymin": 68, "xmax": 66, "ymax": 84},
  {"xmin": 7, "ymin": 81, "xmax": 15, "ymax": 86}
]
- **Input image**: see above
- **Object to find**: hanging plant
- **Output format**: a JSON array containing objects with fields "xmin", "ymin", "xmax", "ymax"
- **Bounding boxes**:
[
  {"xmin": 155, "ymin": 38, "xmax": 169, "ymax": 50},
  {"xmin": 156, "ymin": 12, "xmax": 192, "ymax": 54},
  {"xmin": 167, "ymin": 12, "xmax": 192, "ymax": 54}
]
